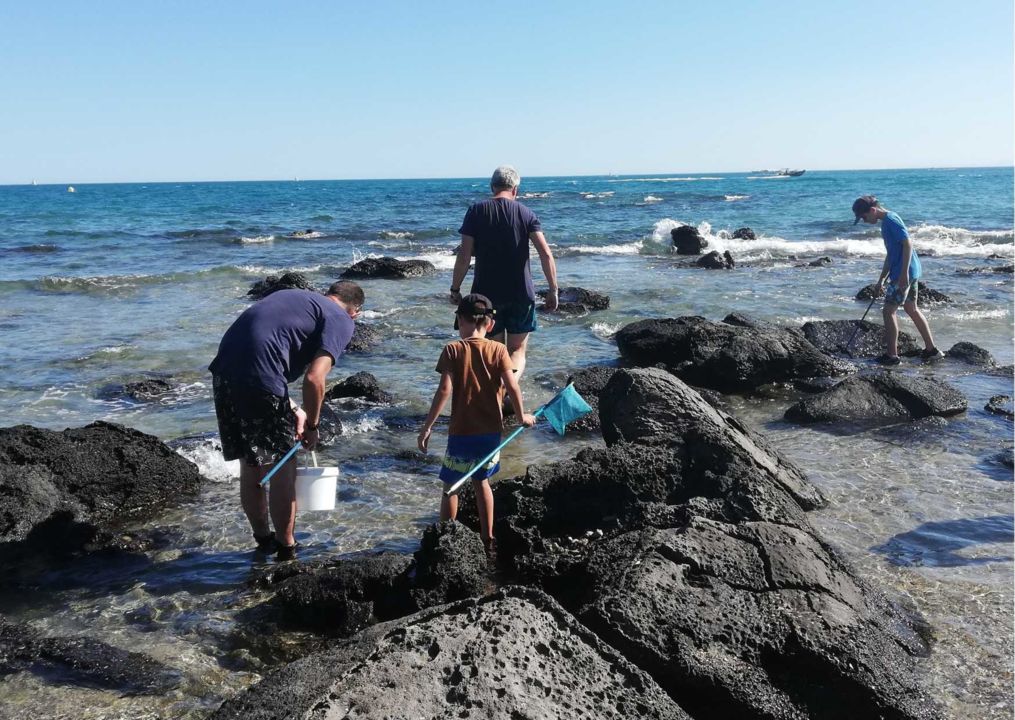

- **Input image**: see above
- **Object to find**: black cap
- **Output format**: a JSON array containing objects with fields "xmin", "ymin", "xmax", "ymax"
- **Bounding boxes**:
[
  {"xmin": 456, "ymin": 293, "xmax": 495, "ymax": 317},
  {"xmin": 852, "ymin": 195, "xmax": 878, "ymax": 224}
]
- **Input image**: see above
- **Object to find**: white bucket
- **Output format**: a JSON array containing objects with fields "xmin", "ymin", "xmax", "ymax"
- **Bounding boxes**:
[{"xmin": 295, "ymin": 454, "xmax": 339, "ymax": 511}]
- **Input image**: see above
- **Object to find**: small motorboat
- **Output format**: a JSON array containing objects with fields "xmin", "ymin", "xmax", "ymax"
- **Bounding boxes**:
[{"xmin": 777, "ymin": 169, "xmax": 806, "ymax": 177}]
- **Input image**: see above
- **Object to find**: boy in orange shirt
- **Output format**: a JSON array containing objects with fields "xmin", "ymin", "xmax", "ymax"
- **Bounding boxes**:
[{"xmin": 418, "ymin": 294, "xmax": 535, "ymax": 554}]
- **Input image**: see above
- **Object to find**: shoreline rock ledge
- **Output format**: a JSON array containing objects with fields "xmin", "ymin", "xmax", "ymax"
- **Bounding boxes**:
[{"xmin": 213, "ymin": 368, "xmax": 940, "ymax": 719}]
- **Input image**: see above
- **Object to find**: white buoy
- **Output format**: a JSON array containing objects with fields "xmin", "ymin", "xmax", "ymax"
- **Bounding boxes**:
[{"xmin": 67, "ymin": 186, "xmax": 75, "ymax": 193}]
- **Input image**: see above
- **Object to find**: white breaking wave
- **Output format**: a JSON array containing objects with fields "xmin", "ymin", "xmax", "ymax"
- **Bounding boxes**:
[
  {"xmin": 725, "ymin": 194, "xmax": 749, "ymax": 201},
  {"xmin": 342, "ymin": 416, "xmax": 385, "ymax": 434},
  {"xmin": 567, "ymin": 241, "xmax": 644, "ymax": 255},
  {"xmin": 937, "ymin": 307, "xmax": 1010, "ymax": 321},
  {"xmin": 237, "ymin": 235, "xmax": 276, "ymax": 244},
  {"xmin": 590, "ymin": 322, "xmax": 622, "ymax": 339},
  {"xmin": 580, "ymin": 191, "xmax": 615, "ymax": 199},
  {"xmin": 175, "ymin": 439, "xmax": 239, "ymax": 483},
  {"xmin": 746, "ymin": 175, "xmax": 791, "ymax": 180},
  {"xmin": 642, "ymin": 195, "xmax": 663, "ymax": 204},
  {"xmin": 380, "ymin": 230, "xmax": 414, "ymax": 239},
  {"xmin": 521, "ymin": 192, "xmax": 551, "ymax": 199}
]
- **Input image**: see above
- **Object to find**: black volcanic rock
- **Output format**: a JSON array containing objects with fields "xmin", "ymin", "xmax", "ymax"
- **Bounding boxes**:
[
  {"xmin": 802, "ymin": 319, "xmax": 920, "ymax": 358},
  {"xmin": 985, "ymin": 395, "xmax": 1013, "ymax": 420},
  {"xmin": 696, "ymin": 250, "xmax": 735, "ymax": 269},
  {"xmin": 785, "ymin": 372, "xmax": 968, "ymax": 425},
  {"xmin": 615, "ymin": 316, "xmax": 851, "ymax": 393},
  {"xmin": 562, "ymin": 366, "xmax": 619, "ymax": 432},
  {"xmin": 345, "ymin": 323, "xmax": 381, "ymax": 353},
  {"xmin": 411, "ymin": 520, "xmax": 492, "ymax": 610},
  {"xmin": 247, "ymin": 272, "xmax": 317, "ymax": 300},
  {"xmin": 856, "ymin": 282, "xmax": 952, "ymax": 304},
  {"xmin": 325, "ymin": 371, "xmax": 393, "ymax": 404},
  {"xmin": 946, "ymin": 341, "xmax": 997, "ymax": 367},
  {"xmin": 537, "ymin": 286, "xmax": 610, "ymax": 315},
  {"xmin": 0, "ymin": 422, "xmax": 203, "ymax": 555},
  {"xmin": 731, "ymin": 227, "xmax": 756, "ymax": 240},
  {"xmin": 670, "ymin": 225, "xmax": 707, "ymax": 254},
  {"xmin": 340, "ymin": 257, "xmax": 437, "ymax": 279}
]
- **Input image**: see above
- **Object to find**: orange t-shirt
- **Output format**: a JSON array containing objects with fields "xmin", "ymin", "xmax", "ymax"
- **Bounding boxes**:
[{"xmin": 435, "ymin": 338, "xmax": 513, "ymax": 435}]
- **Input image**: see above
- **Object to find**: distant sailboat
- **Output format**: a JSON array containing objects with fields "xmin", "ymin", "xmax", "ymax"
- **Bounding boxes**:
[
  {"xmin": 31, "ymin": 179, "xmax": 37, "ymax": 186},
  {"xmin": 67, "ymin": 186, "xmax": 75, "ymax": 193}
]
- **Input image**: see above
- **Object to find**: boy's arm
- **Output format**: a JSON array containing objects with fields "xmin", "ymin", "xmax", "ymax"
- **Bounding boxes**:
[
  {"xmin": 875, "ymin": 255, "xmax": 891, "ymax": 295},
  {"xmin": 501, "ymin": 367, "xmax": 537, "ymax": 427},
  {"xmin": 418, "ymin": 372, "xmax": 453, "ymax": 452},
  {"xmin": 897, "ymin": 239, "xmax": 913, "ymax": 289}
]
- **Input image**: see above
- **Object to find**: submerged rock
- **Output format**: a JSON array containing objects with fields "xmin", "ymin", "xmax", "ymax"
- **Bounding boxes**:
[
  {"xmin": 807, "ymin": 256, "xmax": 833, "ymax": 267},
  {"xmin": 801, "ymin": 319, "xmax": 920, "ymax": 358},
  {"xmin": 785, "ymin": 372, "xmax": 968, "ymax": 425},
  {"xmin": 340, "ymin": 257, "xmax": 437, "ymax": 279},
  {"xmin": 96, "ymin": 376, "xmax": 179, "ymax": 403},
  {"xmin": 0, "ymin": 422, "xmax": 203, "ymax": 555},
  {"xmin": 856, "ymin": 281, "xmax": 952, "ymax": 304},
  {"xmin": 212, "ymin": 588, "xmax": 690, "ymax": 720},
  {"xmin": 0, "ymin": 615, "xmax": 179, "ymax": 693},
  {"xmin": 325, "ymin": 371, "xmax": 393, "ymax": 404},
  {"xmin": 615, "ymin": 316, "xmax": 850, "ymax": 393},
  {"xmin": 670, "ymin": 225, "xmax": 707, "ymax": 254},
  {"xmin": 247, "ymin": 272, "xmax": 317, "ymax": 300}
]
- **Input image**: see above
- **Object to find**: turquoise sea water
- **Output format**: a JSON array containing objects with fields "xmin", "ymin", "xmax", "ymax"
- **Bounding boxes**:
[{"xmin": 0, "ymin": 168, "xmax": 1012, "ymax": 718}]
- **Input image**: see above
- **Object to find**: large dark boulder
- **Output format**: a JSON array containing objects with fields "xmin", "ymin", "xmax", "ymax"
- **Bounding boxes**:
[
  {"xmin": 345, "ymin": 323, "xmax": 381, "ymax": 353},
  {"xmin": 807, "ymin": 256, "xmax": 833, "ymax": 267},
  {"xmin": 247, "ymin": 272, "xmax": 317, "ymax": 300},
  {"xmin": 946, "ymin": 341, "xmax": 996, "ymax": 367},
  {"xmin": 670, "ymin": 225, "xmax": 707, "ymax": 254},
  {"xmin": 0, "ymin": 422, "xmax": 203, "ymax": 554},
  {"xmin": 785, "ymin": 372, "xmax": 967, "ymax": 425},
  {"xmin": 696, "ymin": 250, "xmax": 735, "ymax": 269},
  {"xmin": 211, "ymin": 587, "xmax": 691, "ymax": 720},
  {"xmin": 325, "ymin": 371, "xmax": 393, "ymax": 404},
  {"xmin": 0, "ymin": 615, "xmax": 179, "ymax": 693},
  {"xmin": 985, "ymin": 395, "xmax": 1013, "ymax": 420},
  {"xmin": 732, "ymin": 227, "xmax": 756, "ymax": 240},
  {"xmin": 801, "ymin": 319, "xmax": 920, "ymax": 358},
  {"xmin": 340, "ymin": 257, "xmax": 437, "ymax": 279},
  {"xmin": 615, "ymin": 316, "xmax": 851, "ymax": 393}
]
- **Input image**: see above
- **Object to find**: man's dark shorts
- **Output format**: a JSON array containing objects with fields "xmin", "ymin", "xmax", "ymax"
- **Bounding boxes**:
[
  {"xmin": 490, "ymin": 301, "xmax": 538, "ymax": 336},
  {"xmin": 213, "ymin": 375, "xmax": 295, "ymax": 467},
  {"xmin": 884, "ymin": 281, "xmax": 918, "ymax": 307}
]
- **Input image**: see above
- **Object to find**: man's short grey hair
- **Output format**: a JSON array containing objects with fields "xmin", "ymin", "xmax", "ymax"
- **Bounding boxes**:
[{"xmin": 491, "ymin": 165, "xmax": 520, "ymax": 190}]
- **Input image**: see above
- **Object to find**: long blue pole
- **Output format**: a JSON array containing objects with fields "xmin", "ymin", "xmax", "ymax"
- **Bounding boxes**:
[{"xmin": 259, "ymin": 442, "xmax": 302, "ymax": 487}]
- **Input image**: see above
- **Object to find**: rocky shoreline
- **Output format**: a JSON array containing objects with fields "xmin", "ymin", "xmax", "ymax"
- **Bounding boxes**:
[{"xmin": 0, "ymin": 299, "xmax": 1009, "ymax": 718}]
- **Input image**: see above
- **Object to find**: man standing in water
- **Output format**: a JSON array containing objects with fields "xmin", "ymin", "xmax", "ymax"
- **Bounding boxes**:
[
  {"xmin": 450, "ymin": 166, "xmax": 558, "ymax": 380},
  {"xmin": 853, "ymin": 195, "xmax": 944, "ymax": 365},
  {"xmin": 210, "ymin": 281, "xmax": 363, "ymax": 560}
]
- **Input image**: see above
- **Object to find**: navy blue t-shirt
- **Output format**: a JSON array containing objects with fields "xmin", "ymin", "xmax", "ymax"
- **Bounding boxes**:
[
  {"xmin": 209, "ymin": 289, "xmax": 354, "ymax": 397},
  {"xmin": 458, "ymin": 197, "xmax": 542, "ymax": 304}
]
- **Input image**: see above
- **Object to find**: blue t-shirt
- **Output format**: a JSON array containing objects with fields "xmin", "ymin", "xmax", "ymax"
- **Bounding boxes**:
[
  {"xmin": 882, "ymin": 211, "xmax": 921, "ymax": 283},
  {"xmin": 209, "ymin": 289, "xmax": 354, "ymax": 396},
  {"xmin": 459, "ymin": 197, "xmax": 542, "ymax": 304}
]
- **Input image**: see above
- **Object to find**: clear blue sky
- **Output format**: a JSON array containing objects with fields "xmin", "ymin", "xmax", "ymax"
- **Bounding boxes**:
[{"xmin": 1, "ymin": 1, "xmax": 1012, "ymax": 183}]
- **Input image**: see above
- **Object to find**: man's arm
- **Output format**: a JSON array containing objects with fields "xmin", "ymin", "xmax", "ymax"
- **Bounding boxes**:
[
  {"xmin": 530, "ymin": 231, "xmax": 558, "ymax": 311},
  {"xmin": 301, "ymin": 351, "xmax": 334, "ymax": 449},
  {"xmin": 450, "ymin": 236, "xmax": 474, "ymax": 303}
]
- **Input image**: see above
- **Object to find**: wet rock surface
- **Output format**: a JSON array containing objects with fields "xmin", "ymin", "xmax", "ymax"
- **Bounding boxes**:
[
  {"xmin": 563, "ymin": 366, "xmax": 619, "ymax": 432},
  {"xmin": 213, "ymin": 588, "xmax": 691, "ymax": 720},
  {"xmin": 946, "ymin": 341, "xmax": 997, "ymax": 367},
  {"xmin": 985, "ymin": 395, "xmax": 1013, "ymax": 420},
  {"xmin": 537, "ymin": 286, "xmax": 611, "ymax": 315},
  {"xmin": 0, "ymin": 422, "xmax": 203, "ymax": 554},
  {"xmin": 785, "ymin": 372, "xmax": 968, "ymax": 425},
  {"xmin": 731, "ymin": 226, "xmax": 756, "ymax": 240},
  {"xmin": 324, "ymin": 371, "xmax": 393, "ymax": 404},
  {"xmin": 801, "ymin": 319, "xmax": 920, "ymax": 358},
  {"xmin": 247, "ymin": 271, "xmax": 317, "ymax": 300},
  {"xmin": 615, "ymin": 316, "xmax": 851, "ymax": 393},
  {"xmin": 0, "ymin": 615, "xmax": 179, "ymax": 693},
  {"xmin": 695, "ymin": 250, "xmax": 735, "ymax": 269},
  {"xmin": 856, "ymin": 281, "xmax": 952, "ymax": 304},
  {"xmin": 96, "ymin": 376, "xmax": 180, "ymax": 402},
  {"xmin": 345, "ymin": 323, "xmax": 381, "ymax": 353},
  {"xmin": 340, "ymin": 256, "xmax": 437, "ymax": 279}
]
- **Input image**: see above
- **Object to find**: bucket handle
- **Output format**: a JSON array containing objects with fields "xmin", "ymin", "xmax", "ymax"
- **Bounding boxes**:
[{"xmin": 311, "ymin": 451, "xmax": 318, "ymax": 468}]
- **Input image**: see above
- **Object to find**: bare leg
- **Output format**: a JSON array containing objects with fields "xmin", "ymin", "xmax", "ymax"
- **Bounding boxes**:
[
  {"xmin": 882, "ymin": 305, "xmax": 901, "ymax": 357},
  {"xmin": 239, "ymin": 462, "xmax": 271, "ymax": 537},
  {"xmin": 903, "ymin": 301, "xmax": 936, "ymax": 349},
  {"xmin": 441, "ymin": 489, "xmax": 459, "ymax": 522},
  {"xmin": 505, "ymin": 332, "xmax": 530, "ymax": 380},
  {"xmin": 268, "ymin": 458, "xmax": 298, "ymax": 547},
  {"xmin": 473, "ymin": 478, "xmax": 494, "ymax": 547}
]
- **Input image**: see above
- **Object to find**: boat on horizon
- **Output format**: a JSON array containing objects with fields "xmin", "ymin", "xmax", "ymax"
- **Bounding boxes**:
[{"xmin": 777, "ymin": 168, "xmax": 805, "ymax": 177}]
